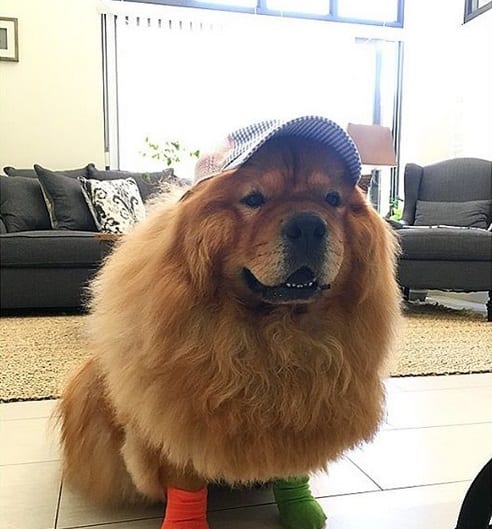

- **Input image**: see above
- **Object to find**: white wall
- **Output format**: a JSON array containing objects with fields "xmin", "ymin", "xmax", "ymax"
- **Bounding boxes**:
[
  {"xmin": 400, "ymin": 0, "xmax": 492, "ymax": 169},
  {"xmin": 458, "ymin": 9, "xmax": 492, "ymax": 160},
  {"xmin": 0, "ymin": 0, "xmax": 105, "ymax": 170}
]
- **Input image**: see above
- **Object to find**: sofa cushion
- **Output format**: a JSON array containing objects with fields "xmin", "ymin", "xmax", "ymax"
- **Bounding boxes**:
[
  {"xmin": 35, "ymin": 165, "xmax": 97, "ymax": 231},
  {"xmin": 87, "ymin": 165, "xmax": 184, "ymax": 201},
  {"xmin": 3, "ymin": 165, "xmax": 92, "ymax": 178},
  {"xmin": 79, "ymin": 177, "xmax": 146, "ymax": 234},
  {"xmin": 398, "ymin": 226, "xmax": 492, "ymax": 261},
  {"xmin": 0, "ymin": 176, "xmax": 51, "ymax": 232},
  {"xmin": 0, "ymin": 230, "xmax": 103, "ymax": 267},
  {"xmin": 414, "ymin": 199, "xmax": 492, "ymax": 229}
]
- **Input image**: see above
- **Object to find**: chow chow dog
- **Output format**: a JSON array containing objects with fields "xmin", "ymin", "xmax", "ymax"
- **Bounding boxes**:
[{"xmin": 58, "ymin": 117, "xmax": 400, "ymax": 529}]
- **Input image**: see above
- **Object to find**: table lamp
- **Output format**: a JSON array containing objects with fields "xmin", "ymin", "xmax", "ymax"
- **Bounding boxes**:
[{"xmin": 347, "ymin": 123, "xmax": 397, "ymax": 211}]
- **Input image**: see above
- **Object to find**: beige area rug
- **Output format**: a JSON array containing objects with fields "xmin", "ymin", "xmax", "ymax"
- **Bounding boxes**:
[
  {"xmin": 390, "ymin": 303, "xmax": 491, "ymax": 378},
  {"xmin": 1, "ymin": 304, "xmax": 491, "ymax": 402}
]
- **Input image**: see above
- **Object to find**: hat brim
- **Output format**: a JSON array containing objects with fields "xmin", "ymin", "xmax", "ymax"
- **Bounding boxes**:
[{"xmin": 195, "ymin": 115, "xmax": 361, "ymax": 186}]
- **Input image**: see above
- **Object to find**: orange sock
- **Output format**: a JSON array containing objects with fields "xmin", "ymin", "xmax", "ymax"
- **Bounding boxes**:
[{"xmin": 161, "ymin": 486, "xmax": 209, "ymax": 529}]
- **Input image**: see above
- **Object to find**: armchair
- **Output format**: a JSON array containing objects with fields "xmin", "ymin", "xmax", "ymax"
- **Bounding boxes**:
[{"xmin": 396, "ymin": 158, "xmax": 492, "ymax": 321}]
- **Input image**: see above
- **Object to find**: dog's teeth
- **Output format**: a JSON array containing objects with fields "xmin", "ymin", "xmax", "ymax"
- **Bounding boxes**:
[{"xmin": 286, "ymin": 281, "xmax": 318, "ymax": 289}]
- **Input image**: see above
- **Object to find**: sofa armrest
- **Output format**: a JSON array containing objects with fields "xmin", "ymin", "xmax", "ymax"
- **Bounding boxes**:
[{"xmin": 402, "ymin": 163, "xmax": 423, "ymax": 225}]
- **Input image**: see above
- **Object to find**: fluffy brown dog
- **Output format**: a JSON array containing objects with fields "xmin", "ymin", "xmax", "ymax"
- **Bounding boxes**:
[{"xmin": 58, "ymin": 135, "xmax": 400, "ymax": 526}]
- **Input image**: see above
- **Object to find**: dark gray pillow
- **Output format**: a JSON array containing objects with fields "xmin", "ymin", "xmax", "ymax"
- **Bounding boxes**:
[
  {"xmin": 0, "ymin": 176, "xmax": 51, "ymax": 232},
  {"xmin": 414, "ymin": 200, "xmax": 492, "ymax": 229},
  {"xmin": 4, "ymin": 165, "xmax": 92, "ymax": 178},
  {"xmin": 35, "ymin": 165, "xmax": 97, "ymax": 231},
  {"xmin": 87, "ymin": 165, "xmax": 185, "ymax": 201},
  {"xmin": 2, "ymin": 167, "xmax": 37, "ymax": 178}
]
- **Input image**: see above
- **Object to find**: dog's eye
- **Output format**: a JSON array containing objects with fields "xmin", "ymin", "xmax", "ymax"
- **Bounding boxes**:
[
  {"xmin": 325, "ymin": 191, "xmax": 341, "ymax": 207},
  {"xmin": 241, "ymin": 192, "xmax": 266, "ymax": 208}
]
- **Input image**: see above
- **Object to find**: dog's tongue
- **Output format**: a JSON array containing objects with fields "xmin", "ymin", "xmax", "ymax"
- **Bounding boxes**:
[{"xmin": 285, "ymin": 266, "xmax": 316, "ymax": 285}]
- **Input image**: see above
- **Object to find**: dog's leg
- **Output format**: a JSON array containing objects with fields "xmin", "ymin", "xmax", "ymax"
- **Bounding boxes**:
[
  {"xmin": 159, "ymin": 466, "xmax": 209, "ymax": 529},
  {"xmin": 161, "ymin": 486, "xmax": 209, "ymax": 529},
  {"xmin": 273, "ymin": 475, "xmax": 327, "ymax": 529},
  {"xmin": 122, "ymin": 428, "xmax": 209, "ymax": 528},
  {"xmin": 121, "ymin": 429, "xmax": 166, "ymax": 502},
  {"xmin": 57, "ymin": 358, "xmax": 143, "ymax": 505}
]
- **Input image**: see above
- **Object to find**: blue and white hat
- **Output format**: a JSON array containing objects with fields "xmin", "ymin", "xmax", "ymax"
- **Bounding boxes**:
[{"xmin": 194, "ymin": 115, "xmax": 361, "ymax": 186}]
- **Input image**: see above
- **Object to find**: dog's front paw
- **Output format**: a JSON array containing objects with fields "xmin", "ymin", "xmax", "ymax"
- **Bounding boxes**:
[
  {"xmin": 273, "ymin": 477, "xmax": 327, "ymax": 529},
  {"xmin": 161, "ymin": 522, "xmax": 210, "ymax": 529},
  {"xmin": 276, "ymin": 498, "xmax": 327, "ymax": 529},
  {"xmin": 161, "ymin": 487, "xmax": 210, "ymax": 529}
]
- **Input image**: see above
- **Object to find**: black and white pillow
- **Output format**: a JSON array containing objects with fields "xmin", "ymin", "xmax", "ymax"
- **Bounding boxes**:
[{"xmin": 79, "ymin": 177, "xmax": 146, "ymax": 234}]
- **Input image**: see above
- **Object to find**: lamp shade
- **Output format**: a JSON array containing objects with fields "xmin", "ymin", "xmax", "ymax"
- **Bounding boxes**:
[{"xmin": 347, "ymin": 123, "xmax": 396, "ymax": 166}]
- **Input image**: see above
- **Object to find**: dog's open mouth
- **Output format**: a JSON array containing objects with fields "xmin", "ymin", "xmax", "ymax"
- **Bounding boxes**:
[{"xmin": 242, "ymin": 266, "xmax": 330, "ymax": 303}]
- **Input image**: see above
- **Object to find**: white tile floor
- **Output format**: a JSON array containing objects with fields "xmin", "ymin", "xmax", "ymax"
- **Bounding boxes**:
[
  {"xmin": 1, "ymin": 293, "xmax": 491, "ymax": 529},
  {"xmin": 1, "ymin": 373, "xmax": 491, "ymax": 529}
]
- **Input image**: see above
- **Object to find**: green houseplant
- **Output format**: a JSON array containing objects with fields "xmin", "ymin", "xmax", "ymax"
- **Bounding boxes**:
[{"xmin": 141, "ymin": 137, "xmax": 200, "ymax": 168}]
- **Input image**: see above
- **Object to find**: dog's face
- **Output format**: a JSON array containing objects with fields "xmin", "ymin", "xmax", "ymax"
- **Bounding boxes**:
[{"xmin": 178, "ymin": 136, "xmax": 372, "ymax": 306}]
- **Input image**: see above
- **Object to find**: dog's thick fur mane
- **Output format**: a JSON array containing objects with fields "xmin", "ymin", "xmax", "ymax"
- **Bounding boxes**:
[
  {"xmin": 58, "ymin": 141, "xmax": 401, "ymax": 506},
  {"xmin": 82, "ymin": 177, "xmax": 400, "ymax": 484}
]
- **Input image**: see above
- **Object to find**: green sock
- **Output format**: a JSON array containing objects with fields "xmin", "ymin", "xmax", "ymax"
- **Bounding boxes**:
[{"xmin": 273, "ymin": 476, "xmax": 327, "ymax": 529}]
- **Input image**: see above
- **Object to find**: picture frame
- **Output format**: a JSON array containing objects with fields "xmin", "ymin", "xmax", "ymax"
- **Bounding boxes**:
[{"xmin": 0, "ymin": 17, "xmax": 19, "ymax": 62}]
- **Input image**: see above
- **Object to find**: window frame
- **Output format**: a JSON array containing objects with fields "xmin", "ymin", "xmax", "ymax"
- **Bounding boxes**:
[
  {"xmin": 464, "ymin": 0, "xmax": 492, "ymax": 22},
  {"xmin": 121, "ymin": 0, "xmax": 405, "ymax": 27}
]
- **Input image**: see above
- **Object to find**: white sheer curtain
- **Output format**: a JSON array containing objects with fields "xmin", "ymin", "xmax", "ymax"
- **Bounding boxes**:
[{"xmin": 105, "ymin": 3, "xmax": 398, "ymax": 182}]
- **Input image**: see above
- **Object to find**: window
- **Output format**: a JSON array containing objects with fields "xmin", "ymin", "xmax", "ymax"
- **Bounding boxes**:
[
  {"xmin": 464, "ymin": 0, "xmax": 492, "ymax": 22},
  {"xmin": 102, "ymin": 5, "xmax": 403, "ymax": 215},
  {"xmin": 266, "ymin": 0, "xmax": 330, "ymax": 15},
  {"xmin": 337, "ymin": 0, "xmax": 400, "ymax": 23},
  {"xmin": 123, "ymin": 0, "xmax": 404, "ymax": 27},
  {"xmin": 195, "ymin": 0, "xmax": 256, "ymax": 6}
]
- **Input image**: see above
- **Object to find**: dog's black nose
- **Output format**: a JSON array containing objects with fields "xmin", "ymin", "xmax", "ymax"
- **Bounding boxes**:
[{"xmin": 283, "ymin": 213, "xmax": 327, "ymax": 254}]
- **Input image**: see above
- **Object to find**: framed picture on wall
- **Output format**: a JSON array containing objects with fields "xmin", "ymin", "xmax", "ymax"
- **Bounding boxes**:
[{"xmin": 0, "ymin": 17, "xmax": 19, "ymax": 62}]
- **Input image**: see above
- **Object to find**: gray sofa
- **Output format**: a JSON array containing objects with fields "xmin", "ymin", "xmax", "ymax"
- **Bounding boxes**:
[
  {"xmin": 1, "ymin": 230, "xmax": 106, "ymax": 310},
  {"xmin": 0, "ymin": 164, "xmax": 181, "ymax": 310},
  {"xmin": 396, "ymin": 157, "xmax": 492, "ymax": 321}
]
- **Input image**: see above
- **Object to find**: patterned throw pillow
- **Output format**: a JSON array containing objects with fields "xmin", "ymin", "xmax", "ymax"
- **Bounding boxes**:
[
  {"xmin": 87, "ymin": 165, "xmax": 188, "ymax": 201},
  {"xmin": 79, "ymin": 177, "xmax": 146, "ymax": 234}
]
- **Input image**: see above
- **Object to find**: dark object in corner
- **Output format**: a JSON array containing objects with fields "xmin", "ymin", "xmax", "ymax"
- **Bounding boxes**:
[{"xmin": 455, "ymin": 456, "xmax": 492, "ymax": 529}]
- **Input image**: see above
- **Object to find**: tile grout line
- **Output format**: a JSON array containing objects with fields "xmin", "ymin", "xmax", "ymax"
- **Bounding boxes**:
[
  {"xmin": 378, "ymin": 478, "xmax": 472, "ymax": 493},
  {"xmin": 388, "ymin": 384, "xmax": 492, "ymax": 393},
  {"xmin": 345, "ymin": 457, "xmax": 384, "ymax": 491},
  {"xmin": 376, "ymin": 420, "xmax": 492, "ymax": 432},
  {"xmin": 311, "ymin": 478, "xmax": 471, "ymax": 501},
  {"xmin": 62, "ymin": 514, "xmax": 162, "ymax": 529},
  {"xmin": 209, "ymin": 500, "xmax": 277, "ymax": 514},
  {"xmin": 0, "ymin": 458, "xmax": 61, "ymax": 467},
  {"xmin": 0, "ymin": 415, "xmax": 55, "ymax": 422}
]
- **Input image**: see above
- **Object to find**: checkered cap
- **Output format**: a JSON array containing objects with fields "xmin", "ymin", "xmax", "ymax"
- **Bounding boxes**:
[{"xmin": 194, "ymin": 115, "xmax": 361, "ymax": 186}]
